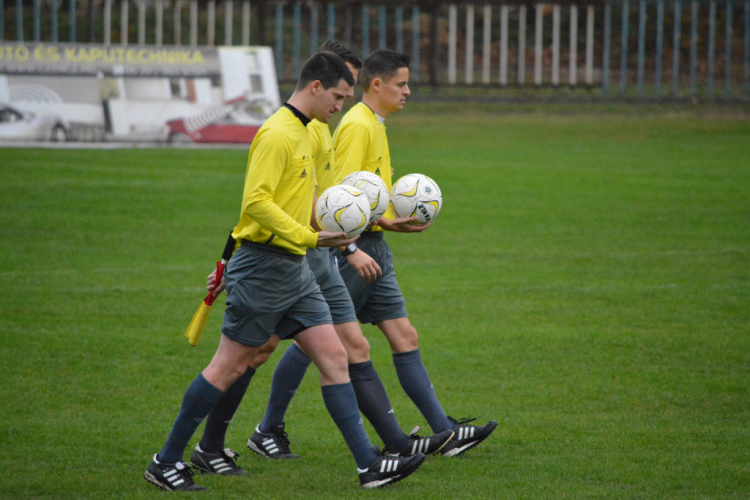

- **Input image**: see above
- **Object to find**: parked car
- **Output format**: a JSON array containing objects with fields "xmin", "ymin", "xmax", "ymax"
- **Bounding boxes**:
[
  {"xmin": 165, "ymin": 96, "xmax": 273, "ymax": 144},
  {"xmin": 0, "ymin": 104, "xmax": 69, "ymax": 142}
]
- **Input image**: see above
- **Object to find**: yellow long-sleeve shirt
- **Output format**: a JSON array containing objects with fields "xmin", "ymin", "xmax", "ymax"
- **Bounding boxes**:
[
  {"xmin": 232, "ymin": 106, "xmax": 318, "ymax": 255},
  {"xmin": 332, "ymin": 102, "xmax": 396, "ymax": 230},
  {"xmin": 308, "ymin": 118, "xmax": 337, "ymax": 194}
]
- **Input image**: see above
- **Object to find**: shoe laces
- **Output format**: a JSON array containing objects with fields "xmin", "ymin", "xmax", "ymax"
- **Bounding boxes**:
[
  {"xmin": 378, "ymin": 445, "xmax": 393, "ymax": 456},
  {"xmin": 173, "ymin": 461, "xmax": 196, "ymax": 479},
  {"xmin": 383, "ymin": 426, "xmax": 426, "ymax": 456},
  {"xmin": 222, "ymin": 448, "xmax": 239, "ymax": 460},
  {"xmin": 270, "ymin": 429, "xmax": 293, "ymax": 451},
  {"xmin": 448, "ymin": 416, "xmax": 478, "ymax": 427}
]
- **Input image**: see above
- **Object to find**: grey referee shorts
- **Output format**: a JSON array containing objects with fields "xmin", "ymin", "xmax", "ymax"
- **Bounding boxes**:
[
  {"xmin": 337, "ymin": 231, "xmax": 408, "ymax": 325},
  {"xmin": 221, "ymin": 241, "xmax": 332, "ymax": 347},
  {"xmin": 306, "ymin": 247, "xmax": 359, "ymax": 325}
]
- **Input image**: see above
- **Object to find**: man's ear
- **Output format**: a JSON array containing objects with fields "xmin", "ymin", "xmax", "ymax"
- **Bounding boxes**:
[
  {"xmin": 310, "ymin": 80, "xmax": 323, "ymax": 94},
  {"xmin": 370, "ymin": 77, "xmax": 382, "ymax": 92}
]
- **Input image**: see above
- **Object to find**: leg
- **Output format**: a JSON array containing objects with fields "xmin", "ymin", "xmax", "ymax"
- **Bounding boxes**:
[
  {"xmin": 197, "ymin": 335, "xmax": 280, "ymax": 455},
  {"xmin": 158, "ymin": 335, "xmax": 261, "ymax": 464},
  {"xmin": 248, "ymin": 341, "xmax": 310, "ymax": 459},
  {"xmin": 335, "ymin": 321, "xmax": 371, "ymax": 363},
  {"xmin": 336, "ymin": 321, "xmax": 409, "ymax": 453},
  {"xmin": 294, "ymin": 324, "xmax": 350, "ymax": 385},
  {"xmin": 250, "ymin": 334, "xmax": 281, "ymax": 370},
  {"xmin": 257, "ymin": 341, "xmax": 311, "ymax": 434},
  {"xmin": 295, "ymin": 324, "xmax": 379, "ymax": 470},
  {"xmin": 202, "ymin": 334, "xmax": 265, "ymax": 391},
  {"xmin": 379, "ymin": 318, "xmax": 453, "ymax": 434},
  {"xmin": 146, "ymin": 335, "xmax": 262, "ymax": 490},
  {"xmin": 379, "ymin": 319, "xmax": 499, "ymax": 456}
]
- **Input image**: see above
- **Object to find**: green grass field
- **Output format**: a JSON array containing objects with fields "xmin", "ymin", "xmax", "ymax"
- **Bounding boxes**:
[{"xmin": 1, "ymin": 105, "xmax": 749, "ymax": 499}]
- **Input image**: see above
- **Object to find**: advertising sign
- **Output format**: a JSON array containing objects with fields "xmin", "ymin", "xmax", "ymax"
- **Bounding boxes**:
[{"xmin": 0, "ymin": 42, "xmax": 279, "ymax": 144}]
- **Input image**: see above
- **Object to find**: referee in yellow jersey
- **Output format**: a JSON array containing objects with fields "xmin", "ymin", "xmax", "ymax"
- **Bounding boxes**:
[
  {"xmin": 143, "ymin": 51, "xmax": 425, "ymax": 492},
  {"xmin": 246, "ymin": 42, "xmax": 454, "ymax": 464},
  {"xmin": 333, "ymin": 49, "xmax": 498, "ymax": 458}
]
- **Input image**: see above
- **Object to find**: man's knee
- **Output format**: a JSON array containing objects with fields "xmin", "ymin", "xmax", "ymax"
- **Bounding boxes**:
[
  {"xmin": 380, "ymin": 319, "xmax": 419, "ymax": 353},
  {"xmin": 249, "ymin": 336, "xmax": 280, "ymax": 369},
  {"xmin": 398, "ymin": 325, "xmax": 419, "ymax": 351},
  {"xmin": 335, "ymin": 323, "xmax": 371, "ymax": 363},
  {"xmin": 326, "ymin": 340, "xmax": 349, "ymax": 367}
]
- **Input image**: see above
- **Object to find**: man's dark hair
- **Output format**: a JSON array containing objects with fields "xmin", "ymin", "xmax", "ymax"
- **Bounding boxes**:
[
  {"xmin": 360, "ymin": 50, "xmax": 410, "ymax": 91},
  {"xmin": 296, "ymin": 51, "xmax": 355, "ymax": 91},
  {"xmin": 317, "ymin": 40, "xmax": 363, "ymax": 70}
]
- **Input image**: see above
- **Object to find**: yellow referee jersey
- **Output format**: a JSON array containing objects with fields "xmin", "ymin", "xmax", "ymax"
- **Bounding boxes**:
[
  {"xmin": 332, "ymin": 102, "xmax": 396, "ymax": 229},
  {"xmin": 232, "ymin": 106, "xmax": 318, "ymax": 255},
  {"xmin": 308, "ymin": 119, "xmax": 337, "ymax": 193}
]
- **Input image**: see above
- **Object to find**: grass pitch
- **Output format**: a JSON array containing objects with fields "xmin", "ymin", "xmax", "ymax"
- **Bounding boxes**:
[{"xmin": 1, "ymin": 105, "xmax": 749, "ymax": 499}]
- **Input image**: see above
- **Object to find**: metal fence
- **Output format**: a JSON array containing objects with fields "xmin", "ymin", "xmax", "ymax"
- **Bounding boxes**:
[{"xmin": 2, "ymin": 1, "xmax": 749, "ymax": 99}]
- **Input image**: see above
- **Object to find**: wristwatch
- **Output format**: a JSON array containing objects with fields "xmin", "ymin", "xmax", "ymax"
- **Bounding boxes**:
[{"xmin": 341, "ymin": 243, "xmax": 358, "ymax": 257}]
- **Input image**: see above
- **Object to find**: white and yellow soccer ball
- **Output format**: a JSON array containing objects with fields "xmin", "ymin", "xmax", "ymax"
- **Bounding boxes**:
[
  {"xmin": 340, "ymin": 171, "xmax": 390, "ymax": 223},
  {"xmin": 390, "ymin": 173, "xmax": 443, "ymax": 224},
  {"xmin": 315, "ymin": 185, "xmax": 371, "ymax": 237}
]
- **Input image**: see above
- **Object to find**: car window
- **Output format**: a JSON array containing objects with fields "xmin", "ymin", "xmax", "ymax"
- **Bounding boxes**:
[{"xmin": 0, "ymin": 109, "xmax": 23, "ymax": 123}]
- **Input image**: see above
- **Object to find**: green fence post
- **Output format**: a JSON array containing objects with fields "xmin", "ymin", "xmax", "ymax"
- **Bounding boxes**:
[
  {"xmin": 620, "ymin": 0, "xmax": 630, "ymax": 94},
  {"xmin": 34, "ymin": 0, "xmax": 40, "ymax": 41},
  {"xmin": 637, "ymin": 0, "xmax": 646, "ymax": 96},
  {"xmin": 311, "ymin": 1, "xmax": 318, "ymax": 54},
  {"xmin": 327, "ymin": 2, "xmax": 335, "ymax": 42},
  {"xmin": 690, "ymin": 0, "xmax": 698, "ymax": 96},
  {"xmin": 673, "ymin": 0, "xmax": 681, "ymax": 95},
  {"xmin": 396, "ymin": 6, "xmax": 404, "ymax": 53},
  {"xmin": 604, "ymin": 0, "xmax": 611, "ymax": 94},
  {"xmin": 744, "ymin": 0, "xmax": 749, "ymax": 96},
  {"xmin": 362, "ymin": 4, "xmax": 370, "ymax": 57},
  {"xmin": 293, "ymin": 2, "xmax": 301, "ymax": 77},
  {"xmin": 656, "ymin": 0, "xmax": 664, "ymax": 96},
  {"xmin": 708, "ymin": 0, "xmax": 716, "ymax": 95},
  {"xmin": 70, "ymin": 0, "xmax": 76, "ymax": 42},
  {"xmin": 52, "ymin": 0, "xmax": 59, "ymax": 42},
  {"xmin": 412, "ymin": 5, "xmax": 420, "ymax": 83},
  {"xmin": 725, "ymin": 0, "xmax": 733, "ymax": 96},
  {"xmin": 379, "ymin": 5, "xmax": 387, "ymax": 49},
  {"xmin": 16, "ymin": 0, "xmax": 23, "ymax": 41},
  {"xmin": 275, "ymin": 2, "xmax": 283, "ymax": 79}
]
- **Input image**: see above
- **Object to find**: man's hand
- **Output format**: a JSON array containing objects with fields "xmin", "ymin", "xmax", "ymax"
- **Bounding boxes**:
[
  {"xmin": 317, "ymin": 231, "xmax": 359, "ymax": 248},
  {"xmin": 376, "ymin": 216, "xmax": 431, "ymax": 233},
  {"xmin": 207, "ymin": 269, "xmax": 226, "ymax": 298},
  {"xmin": 346, "ymin": 249, "xmax": 382, "ymax": 282}
]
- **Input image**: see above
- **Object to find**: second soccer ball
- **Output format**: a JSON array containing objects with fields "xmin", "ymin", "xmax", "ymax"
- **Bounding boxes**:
[
  {"xmin": 341, "ymin": 171, "xmax": 390, "ymax": 224},
  {"xmin": 316, "ymin": 185, "xmax": 371, "ymax": 237}
]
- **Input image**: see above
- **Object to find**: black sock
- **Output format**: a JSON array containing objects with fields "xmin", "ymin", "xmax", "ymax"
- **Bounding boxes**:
[
  {"xmin": 157, "ymin": 373, "xmax": 223, "ymax": 464},
  {"xmin": 393, "ymin": 349, "xmax": 452, "ymax": 433},
  {"xmin": 349, "ymin": 361, "xmax": 409, "ymax": 453},
  {"xmin": 199, "ymin": 367, "xmax": 256, "ymax": 452}
]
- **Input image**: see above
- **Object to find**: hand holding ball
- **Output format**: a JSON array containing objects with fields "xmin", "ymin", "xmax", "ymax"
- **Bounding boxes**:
[{"xmin": 390, "ymin": 173, "xmax": 442, "ymax": 224}]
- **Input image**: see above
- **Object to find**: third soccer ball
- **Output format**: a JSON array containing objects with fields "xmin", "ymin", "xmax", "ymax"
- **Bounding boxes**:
[
  {"xmin": 341, "ymin": 171, "xmax": 390, "ymax": 223},
  {"xmin": 390, "ymin": 173, "xmax": 442, "ymax": 224},
  {"xmin": 315, "ymin": 185, "xmax": 371, "ymax": 237}
]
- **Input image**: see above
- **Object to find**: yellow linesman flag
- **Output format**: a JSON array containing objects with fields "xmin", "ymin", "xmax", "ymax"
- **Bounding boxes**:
[{"xmin": 185, "ymin": 260, "xmax": 226, "ymax": 347}]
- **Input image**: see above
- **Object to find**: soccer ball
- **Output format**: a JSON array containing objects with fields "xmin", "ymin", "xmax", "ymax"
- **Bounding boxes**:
[
  {"xmin": 340, "ymin": 171, "xmax": 390, "ymax": 223},
  {"xmin": 315, "ymin": 185, "xmax": 371, "ymax": 237},
  {"xmin": 390, "ymin": 173, "xmax": 443, "ymax": 223}
]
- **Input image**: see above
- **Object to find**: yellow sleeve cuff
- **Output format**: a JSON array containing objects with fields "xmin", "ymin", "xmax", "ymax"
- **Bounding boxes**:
[{"xmin": 302, "ymin": 230, "xmax": 319, "ymax": 249}]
